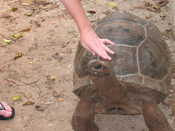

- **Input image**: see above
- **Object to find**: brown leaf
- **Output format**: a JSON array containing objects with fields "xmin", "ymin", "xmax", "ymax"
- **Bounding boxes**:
[
  {"xmin": 35, "ymin": 0, "xmax": 50, "ymax": 6},
  {"xmin": 87, "ymin": 10, "xmax": 96, "ymax": 15},
  {"xmin": 11, "ymin": 7, "xmax": 18, "ymax": 12},
  {"xmin": 35, "ymin": 105, "xmax": 46, "ymax": 112},
  {"xmin": 20, "ymin": 0, "xmax": 35, "ymax": 5},
  {"xmin": 14, "ymin": 52, "xmax": 23, "ymax": 60},
  {"xmin": 20, "ymin": 28, "xmax": 31, "ymax": 32},
  {"xmin": 23, "ymin": 101, "xmax": 35, "ymax": 106},
  {"xmin": 144, "ymin": 1, "xmax": 161, "ymax": 12},
  {"xmin": 145, "ymin": 15, "xmax": 153, "ymax": 19},
  {"xmin": 57, "ymin": 97, "xmax": 64, "ymax": 102}
]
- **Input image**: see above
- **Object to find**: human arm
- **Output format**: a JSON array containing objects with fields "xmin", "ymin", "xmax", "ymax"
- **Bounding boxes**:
[{"xmin": 60, "ymin": 0, "xmax": 114, "ymax": 60}]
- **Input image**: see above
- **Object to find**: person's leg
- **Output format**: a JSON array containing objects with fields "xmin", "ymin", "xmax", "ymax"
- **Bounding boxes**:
[{"xmin": 0, "ymin": 102, "xmax": 15, "ymax": 120}]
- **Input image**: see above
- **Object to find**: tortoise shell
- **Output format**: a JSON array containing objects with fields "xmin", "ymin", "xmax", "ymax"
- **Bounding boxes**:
[{"xmin": 73, "ymin": 11, "xmax": 172, "ymax": 99}]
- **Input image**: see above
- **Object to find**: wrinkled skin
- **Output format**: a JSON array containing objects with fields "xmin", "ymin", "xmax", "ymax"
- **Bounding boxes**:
[{"xmin": 72, "ymin": 60, "xmax": 174, "ymax": 131}]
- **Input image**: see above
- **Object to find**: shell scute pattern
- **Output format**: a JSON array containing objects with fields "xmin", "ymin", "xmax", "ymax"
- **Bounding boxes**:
[{"xmin": 73, "ymin": 11, "xmax": 172, "ymax": 98}]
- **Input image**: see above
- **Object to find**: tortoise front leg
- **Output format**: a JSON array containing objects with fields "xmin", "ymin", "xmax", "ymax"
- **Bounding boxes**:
[
  {"xmin": 142, "ymin": 102, "xmax": 174, "ymax": 131},
  {"xmin": 72, "ymin": 98, "xmax": 98, "ymax": 131}
]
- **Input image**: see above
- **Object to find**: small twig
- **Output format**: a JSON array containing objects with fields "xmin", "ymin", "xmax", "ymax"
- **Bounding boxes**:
[
  {"xmin": 20, "ymin": 79, "xmax": 40, "ymax": 85},
  {"xmin": 5, "ymin": 78, "xmax": 23, "ymax": 86}
]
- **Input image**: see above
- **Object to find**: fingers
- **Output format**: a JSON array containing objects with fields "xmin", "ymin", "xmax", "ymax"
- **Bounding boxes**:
[
  {"xmin": 101, "ymin": 42, "xmax": 114, "ymax": 54},
  {"xmin": 102, "ymin": 39, "xmax": 115, "ymax": 45},
  {"xmin": 95, "ymin": 48, "xmax": 111, "ymax": 60},
  {"xmin": 89, "ymin": 40, "xmax": 114, "ymax": 60},
  {"xmin": 95, "ymin": 39, "xmax": 115, "ymax": 60},
  {"xmin": 90, "ymin": 45, "xmax": 108, "ymax": 60},
  {"xmin": 81, "ymin": 37, "xmax": 115, "ymax": 60}
]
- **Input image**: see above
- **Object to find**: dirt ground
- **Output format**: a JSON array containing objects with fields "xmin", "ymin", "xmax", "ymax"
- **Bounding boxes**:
[{"xmin": 0, "ymin": 0, "xmax": 175, "ymax": 131}]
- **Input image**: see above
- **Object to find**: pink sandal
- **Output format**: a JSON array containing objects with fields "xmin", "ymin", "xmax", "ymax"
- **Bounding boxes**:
[{"xmin": 0, "ymin": 102, "xmax": 15, "ymax": 120}]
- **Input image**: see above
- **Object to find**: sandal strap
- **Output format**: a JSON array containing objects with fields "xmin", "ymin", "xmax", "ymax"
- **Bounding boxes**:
[{"xmin": 0, "ymin": 103, "xmax": 6, "ymax": 110}]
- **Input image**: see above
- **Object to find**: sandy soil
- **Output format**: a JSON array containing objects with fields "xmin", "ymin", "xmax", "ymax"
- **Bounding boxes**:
[{"xmin": 0, "ymin": 0, "xmax": 175, "ymax": 131}]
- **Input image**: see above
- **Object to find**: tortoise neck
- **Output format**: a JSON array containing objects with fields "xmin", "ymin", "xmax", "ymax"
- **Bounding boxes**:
[
  {"xmin": 91, "ymin": 74, "xmax": 127, "ymax": 102},
  {"xmin": 92, "ymin": 74, "xmax": 125, "ymax": 92}
]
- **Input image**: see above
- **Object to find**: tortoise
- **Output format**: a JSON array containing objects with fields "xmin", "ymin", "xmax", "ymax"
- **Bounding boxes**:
[{"xmin": 72, "ymin": 11, "xmax": 174, "ymax": 131}]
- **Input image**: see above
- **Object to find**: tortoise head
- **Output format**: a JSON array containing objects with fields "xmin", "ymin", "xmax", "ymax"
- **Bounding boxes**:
[{"xmin": 87, "ymin": 58, "xmax": 114, "ymax": 77}]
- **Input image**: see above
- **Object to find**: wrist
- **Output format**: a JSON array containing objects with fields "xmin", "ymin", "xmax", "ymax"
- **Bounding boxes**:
[{"xmin": 79, "ymin": 23, "xmax": 92, "ymax": 33}]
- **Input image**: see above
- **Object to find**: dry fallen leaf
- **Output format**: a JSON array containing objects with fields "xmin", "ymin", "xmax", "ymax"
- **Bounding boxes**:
[
  {"xmin": 3, "ymin": 39, "xmax": 12, "ymax": 45},
  {"xmin": 23, "ymin": 101, "xmax": 35, "ymax": 106},
  {"xmin": 106, "ymin": 2, "xmax": 118, "ymax": 8},
  {"xmin": 57, "ymin": 97, "xmax": 64, "ymax": 102},
  {"xmin": 12, "ymin": 33, "xmax": 23, "ymax": 39},
  {"xmin": 87, "ymin": 10, "xmax": 96, "ymax": 15},
  {"xmin": 35, "ymin": 0, "xmax": 50, "ymax": 6},
  {"xmin": 144, "ymin": 1, "xmax": 160, "ymax": 12},
  {"xmin": 20, "ymin": 28, "xmax": 31, "ymax": 32},
  {"xmin": 14, "ymin": 52, "xmax": 23, "ymax": 60},
  {"xmin": 12, "ymin": 95, "xmax": 22, "ymax": 101},
  {"xmin": 145, "ymin": 15, "xmax": 153, "ymax": 19},
  {"xmin": 35, "ymin": 105, "xmax": 46, "ymax": 112},
  {"xmin": 50, "ymin": 76, "xmax": 56, "ymax": 81},
  {"xmin": 20, "ymin": 0, "xmax": 35, "ymax": 5},
  {"xmin": 47, "ymin": 75, "xmax": 57, "ymax": 81},
  {"xmin": 25, "ymin": 12, "xmax": 33, "ymax": 16},
  {"xmin": 11, "ymin": 7, "xmax": 18, "ymax": 12}
]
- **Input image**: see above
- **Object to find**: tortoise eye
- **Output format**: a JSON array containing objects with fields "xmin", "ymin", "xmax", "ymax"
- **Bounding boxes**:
[
  {"xmin": 92, "ymin": 63, "xmax": 103, "ymax": 71},
  {"xmin": 87, "ymin": 60, "xmax": 110, "ymax": 76}
]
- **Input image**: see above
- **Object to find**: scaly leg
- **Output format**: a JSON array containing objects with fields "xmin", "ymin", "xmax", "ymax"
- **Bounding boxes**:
[
  {"xmin": 142, "ymin": 102, "xmax": 174, "ymax": 131},
  {"xmin": 72, "ymin": 98, "xmax": 98, "ymax": 131}
]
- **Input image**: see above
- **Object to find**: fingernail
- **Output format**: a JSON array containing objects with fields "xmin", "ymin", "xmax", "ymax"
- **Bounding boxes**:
[{"xmin": 108, "ymin": 57, "xmax": 111, "ymax": 60}]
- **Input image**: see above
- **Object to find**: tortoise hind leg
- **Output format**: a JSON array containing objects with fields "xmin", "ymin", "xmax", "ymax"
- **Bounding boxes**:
[
  {"xmin": 142, "ymin": 102, "xmax": 174, "ymax": 131},
  {"xmin": 72, "ymin": 98, "xmax": 98, "ymax": 131}
]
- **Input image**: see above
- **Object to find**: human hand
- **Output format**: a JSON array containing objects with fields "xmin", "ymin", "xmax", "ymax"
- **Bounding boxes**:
[{"xmin": 80, "ymin": 28, "xmax": 115, "ymax": 60}]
